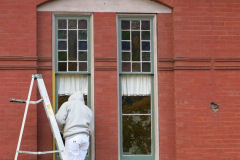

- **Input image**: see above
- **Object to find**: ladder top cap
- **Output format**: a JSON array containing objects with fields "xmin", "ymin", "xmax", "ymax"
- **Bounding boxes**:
[{"xmin": 32, "ymin": 74, "xmax": 43, "ymax": 79}]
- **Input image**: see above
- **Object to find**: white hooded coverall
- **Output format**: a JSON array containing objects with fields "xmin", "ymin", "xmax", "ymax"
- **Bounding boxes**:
[{"xmin": 56, "ymin": 91, "xmax": 94, "ymax": 160}]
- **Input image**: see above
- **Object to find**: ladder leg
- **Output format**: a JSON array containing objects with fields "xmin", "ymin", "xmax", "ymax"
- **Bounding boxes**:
[{"xmin": 14, "ymin": 76, "xmax": 35, "ymax": 160}]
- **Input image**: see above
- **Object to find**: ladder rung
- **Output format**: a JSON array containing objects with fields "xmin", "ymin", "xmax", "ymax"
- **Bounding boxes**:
[{"xmin": 17, "ymin": 150, "xmax": 63, "ymax": 155}]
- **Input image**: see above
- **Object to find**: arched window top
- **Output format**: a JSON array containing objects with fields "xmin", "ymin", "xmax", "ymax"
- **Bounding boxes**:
[{"xmin": 37, "ymin": 0, "xmax": 172, "ymax": 13}]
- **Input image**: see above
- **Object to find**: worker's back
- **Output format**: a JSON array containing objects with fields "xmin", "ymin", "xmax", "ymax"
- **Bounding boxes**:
[{"xmin": 56, "ymin": 91, "xmax": 94, "ymax": 139}]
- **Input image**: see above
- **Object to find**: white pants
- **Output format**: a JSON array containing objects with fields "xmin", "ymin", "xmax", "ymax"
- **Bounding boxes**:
[{"xmin": 65, "ymin": 133, "xmax": 89, "ymax": 160}]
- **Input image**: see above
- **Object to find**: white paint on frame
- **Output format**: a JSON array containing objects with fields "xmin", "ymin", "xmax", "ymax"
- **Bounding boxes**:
[{"xmin": 38, "ymin": 0, "xmax": 172, "ymax": 13}]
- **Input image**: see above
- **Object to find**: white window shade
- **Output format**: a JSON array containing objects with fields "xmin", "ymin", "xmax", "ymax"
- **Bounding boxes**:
[
  {"xmin": 57, "ymin": 74, "xmax": 88, "ymax": 95},
  {"xmin": 121, "ymin": 75, "xmax": 151, "ymax": 96}
]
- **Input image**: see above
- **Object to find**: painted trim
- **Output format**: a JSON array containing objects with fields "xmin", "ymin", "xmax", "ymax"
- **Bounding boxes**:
[
  {"xmin": 37, "ymin": 0, "xmax": 172, "ymax": 13},
  {"xmin": 52, "ymin": 70, "xmax": 56, "ymax": 160},
  {"xmin": 153, "ymin": 14, "xmax": 159, "ymax": 160}
]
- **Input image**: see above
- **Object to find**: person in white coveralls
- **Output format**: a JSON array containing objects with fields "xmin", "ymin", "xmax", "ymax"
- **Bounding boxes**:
[{"xmin": 56, "ymin": 91, "xmax": 94, "ymax": 160}]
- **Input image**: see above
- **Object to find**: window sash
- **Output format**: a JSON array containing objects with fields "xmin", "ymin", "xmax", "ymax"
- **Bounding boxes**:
[
  {"xmin": 120, "ymin": 75, "xmax": 155, "ymax": 160},
  {"xmin": 55, "ymin": 17, "xmax": 91, "ymax": 74},
  {"xmin": 118, "ymin": 18, "xmax": 154, "ymax": 74}
]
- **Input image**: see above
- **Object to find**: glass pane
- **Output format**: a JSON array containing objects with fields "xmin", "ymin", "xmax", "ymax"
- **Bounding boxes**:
[
  {"xmin": 58, "ymin": 19, "xmax": 67, "ymax": 29},
  {"xmin": 122, "ymin": 41, "xmax": 130, "ymax": 51},
  {"xmin": 79, "ymin": 62, "xmax": 87, "ymax": 71},
  {"xmin": 68, "ymin": 20, "xmax": 77, "ymax": 29},
  {"xmin": 58, "ymin": 51, "xmax": 67, "ymax": 61},
  {"xmin": 122, "ymin": 62, "xmax": 131, "ymax": 72},
  {"xmin": 58, "ymin": 30, "xmax": 67, "ymax": 39},
  {"xmin": 142, "ymin": 31, "xmax": 150, "ymax": 40},
  {"xmin": 122, "ymin": 52, "xmax": 130, "ymax": 61},
  {"xmin": 132, "ymin": 31, "xmax": 140, "ymax": 61},
  {"xmin": 78, "ymin": 20, "xmax": 87, "ymax": 29},
  {"xmin": 78, "ymin": 30, "xmax": 87, "ymax": 40},
  {"xmin": 132, "ymin": 63, "xmax": 141, "ymax": 72},
  {"xmin": 122, "ymin": 115, "xmax": 151, "ymax": 155},
  {"xmin": 142, "ymin": 52, "xmax": 150, "ymax": 61},
  {"xmin": 122, "ymin": 96, "xmax": 151, "ymax": 114},
  {"xmin": 141, "ymin": 21, "xmax": 150, "ymax": 30},
  {"xmin": 68, "ymin": 62, "xmax": 77, "ymax": 71},
  {"xmin": 79, "ymin": 41, "xmax": 87, "ymax": 50},
  {"xmin": 58, "ymin": 95, "xmax": 88, "ymax": 108},
  {"xmin": 79, "ymin": 51, "xmax": 87, "ymax": 61},
  {"xmin": 68, "ymin": 30, "xmax": 77, "ymax": 60},
  {"xmin": 122, "ymin": 31, "xmax": 130, "ymax": 40},
  {"xmin": 58, "ymin": 41, "xmax": 67, "ymax": 50},
  {"xmin": 131, "ymin": 20, "xmax": 140, "ymax": 30},
  {"xmin": 121, "ymin": 20, "xmax": 130, "ymax": 30},
  {"xmin": 58, "ymin": 62, "xmax": 67, "ymax": 71},
  {"xmin": 142, "ymin": 63, "xmax": 151, "ymax": 72},
  {"xmin": 142, "ymin": 42, "xmax": 150, "ymax": 51}
]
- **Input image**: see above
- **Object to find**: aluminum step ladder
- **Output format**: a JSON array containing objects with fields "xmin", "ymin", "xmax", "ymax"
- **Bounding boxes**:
[{"xmin": 10, "ymin": 74, "xmax": 68, "ymax": 160}]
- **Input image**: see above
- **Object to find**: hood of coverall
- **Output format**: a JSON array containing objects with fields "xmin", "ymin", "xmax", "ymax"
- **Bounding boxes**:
[{"xmin": 68, "ymin": 91, "xmax": 85, "ymax": 103}]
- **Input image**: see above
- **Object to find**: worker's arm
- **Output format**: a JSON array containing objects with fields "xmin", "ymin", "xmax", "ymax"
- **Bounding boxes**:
[
  {"xmin": 89, "ymin": 114, "xmax": 94, "ymax": 135},
  {"xmin": 55, "ymin": 102, "xmax": 68, "ymax": 133}
]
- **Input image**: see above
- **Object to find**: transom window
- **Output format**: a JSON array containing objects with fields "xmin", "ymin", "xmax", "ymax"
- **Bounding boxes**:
[
  {"xmin": 57, "ymin": 18, "xmax": 90, "ymax": 72},
  {"xmin": 120, "ymin": 19, "xmax": 152, "ymax": 73}
]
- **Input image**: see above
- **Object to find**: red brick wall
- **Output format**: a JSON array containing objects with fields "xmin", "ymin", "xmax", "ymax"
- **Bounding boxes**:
[
  {"xmin": 0, "ymin": 0, "xmax": 39, "ymax": 159},
  {"xmin": 37, "ymin": 12, "xmax": 53, "ymax": 160},
  {"xmin": 94, "ymin": 12, "xmax": 119, "ymax": 160},
  {"xmin": 156, "ymin": 0, "xmax": 240, "ymax": 159},
  {"xmin": 158, "ymin": 13, "xmax": 176, "ymax": 160}
]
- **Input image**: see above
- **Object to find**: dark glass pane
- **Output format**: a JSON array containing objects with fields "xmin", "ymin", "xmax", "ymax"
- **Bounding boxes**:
[
  {"xmin": 78, "ymin": 20, "xmax": 87, "ymax": 29},
  {"xmin": 78, "ymin": 30, "xmax": 87, "ymax": 40},
  {"xmin": 132, "ymin": 63, "xmax": 141, "ymax": 72},
  {"xmin": 142, "ymin": 31, "xmax": 150, "ymax": 40},
  {"xmin": 122, "ymin": 31, "xmax": 130, "ymax": 40},
  {"xmin": 58, "ymin": 41, "xmax": 67, "ymax": 50},
  {"xmin": 68, "ymin": 20, "xmax": 77, "ymax": 29},
  {"xmin": 122, "ymin": 62, "xmax": 131, "ymax": 72},
  {"xmin": 79, "ymin": 62, "xmax": 87, "ymax": 71},
  {"xmin": 122, "ymin": 96, "xmax": 151, "ymax": 114},
  {"xmin": 132, "ymin": 31, "xmax": 140, "ymax": 61},
  {"xmin": 122, "ymin": 52, "xmax": 130, "ymax": 61},
  {"xmin": 142, "ymin": 62, "xmax": 151, "ymax": 72},
  {"xmin": 58, "ymin": 51, "xmax": 67, "ymax": 61},
  {"xmin": 68, "ymin": 30, "xmax": 77, "ymax": 60},
  {"xmin": 58, "ymin": 30, "xmax": 67, "ymax": 39},
  {"xmin": 122, "ymin": 115, "xmax": 151, "ymax": 155},
  {"xmin": 58, "ymin": 62, "xmax": 67, "ymax": 71},
  {"xmin": 58, "ymin": 19, "xmax": 67, "ymax": 29},
  {"xmin": 68, "ymin": 62, "xmax": 77, "ymax": 71},
  {"xmin": 79, "ymin": 41, "xmax": 87, "ymax": 50},
  {"xmin": 122, "ymin": 41, "xmax": 130, "ymax": 51},
  {"xmin": 141, "ymin": 21, "xmax": 150, "ymax": 30},
  {"xmin": 79, "ymin": 51, "xmax": 87, "ymax": 61},
  {"xmin": 58, "ymin": 95, "xmax": 88, "ymax": 108},
  {"xmin": 131, "ymin": 20, "xmax": 140, "ymax": 30},
  {"xmin": 142, "ymin": 52, "xmax": 150, "ymax": 61},
  {"xmin": 121, "ymin": 20, "xmax": 130, "ymax": 30},
  {"xmin": 142, "ymin": 42, "xmax": 150, "ymax": 51}
]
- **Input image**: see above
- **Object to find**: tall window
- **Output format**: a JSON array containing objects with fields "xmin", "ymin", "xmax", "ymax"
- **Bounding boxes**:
[
  {"xmin": 55, "ymin": 16, "xmax": 91, "ymax": 160},
  {"xmin": 119, "ymin": 17, "xmax": 155, "ymax": 160}
]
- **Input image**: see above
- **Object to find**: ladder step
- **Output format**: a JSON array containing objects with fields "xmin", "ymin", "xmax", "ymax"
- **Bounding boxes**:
[{"xmin": 18, "ymin": 150, "xmax": 63, "ymax": 155}]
